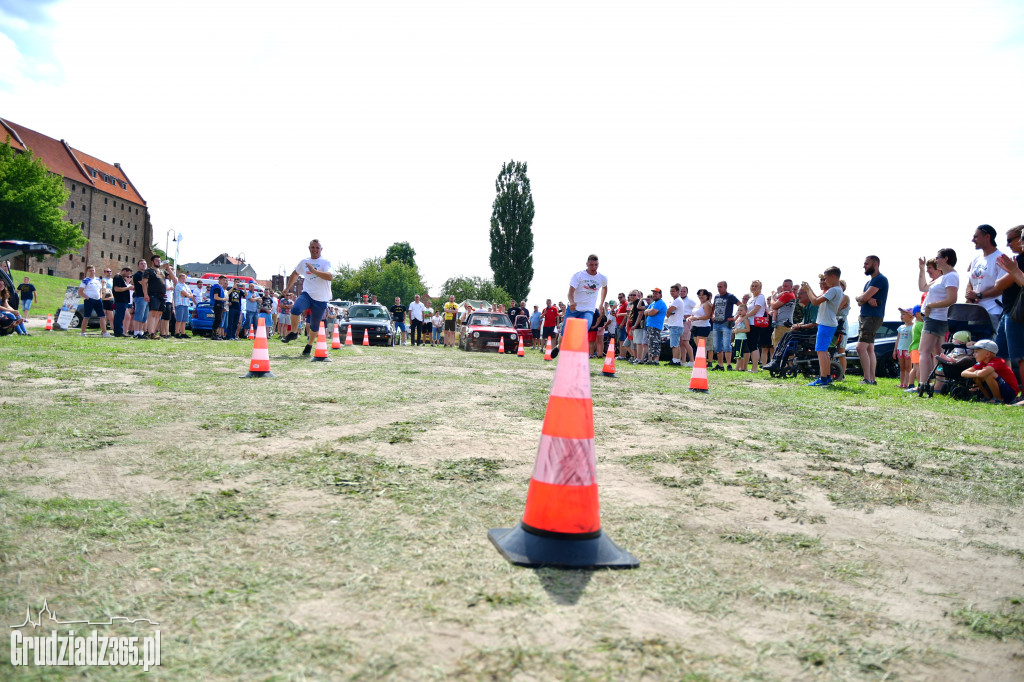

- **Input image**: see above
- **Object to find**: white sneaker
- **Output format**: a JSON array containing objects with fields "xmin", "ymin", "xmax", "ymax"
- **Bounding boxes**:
[
  {"xmin": 101, "ymin": 332, "xmax": 112, "ymax": 338},
  {"xmin": 685, "ymin": 362, "xmax": 694, "ymax": 367},
  {"xmin": 80, "ymin": 332, "xmax": 87, "ymax": 336}
]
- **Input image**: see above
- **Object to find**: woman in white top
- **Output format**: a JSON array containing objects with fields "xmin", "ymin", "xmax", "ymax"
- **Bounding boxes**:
[
  {"xmin": 918, "ymin": 248, "xmax": 960, "ymax": 388},
  {"xmin": 744, "ymin": 280, "xmax": 769, "ymax": 372}
]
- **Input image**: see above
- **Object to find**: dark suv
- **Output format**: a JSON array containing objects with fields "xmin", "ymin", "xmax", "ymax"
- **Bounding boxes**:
[{"xmin": 844, "ymin": 319, "xmax": 903, "ymax": 378}]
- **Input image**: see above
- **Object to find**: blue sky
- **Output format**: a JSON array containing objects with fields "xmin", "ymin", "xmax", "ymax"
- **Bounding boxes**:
[{"xmin": 2, "ymin": 0, "xmax": 1023, "ymax": 313}]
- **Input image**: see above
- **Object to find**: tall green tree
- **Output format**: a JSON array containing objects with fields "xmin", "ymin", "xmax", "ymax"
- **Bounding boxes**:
[
  {"xmin": 0, "ymin": 139, "xmax": 86, "ymax": 256},
  {"xmin": 383, "ymin": 241, "xmax": 416, "ymax": 268},
  {"xmin": 489, "ymin": 160, "xmax": 534, "ymax": 301},
  {"xmin": 438, "ymin": 275, "xmax": 511, "ymax": 309},
  {"xmin": 332, "ymin": 257, "xmax": 427, "ymax": 305}
]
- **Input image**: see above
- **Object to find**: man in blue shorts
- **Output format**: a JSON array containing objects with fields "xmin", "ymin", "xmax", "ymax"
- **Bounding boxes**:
[
  {"xmin": 551, "ymin": 254, "xmax": 607, "ymax": 359},
  {"xmin": 283, "ymin": 239, "xmax": 335, "ymax": 356}
]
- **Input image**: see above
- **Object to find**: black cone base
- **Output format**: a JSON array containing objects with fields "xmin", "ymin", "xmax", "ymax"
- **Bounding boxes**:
[
  {"xmin": 310, "ymin": 357, "xmax": 332, "ymax": 362},
  {"xmin": 241, "ymin": 370, "xmax": 276, "ymax": 378},
  {"xmin": 689, "ymin": 388, "xmax": 708, "ymax": 393},
  {"xmin": 602, "ymin": 372, "xmax": 617, "ymax": 378},
  {"xmin": 488, "ymin": 525, "xmax": 639, "ymax": 569}
]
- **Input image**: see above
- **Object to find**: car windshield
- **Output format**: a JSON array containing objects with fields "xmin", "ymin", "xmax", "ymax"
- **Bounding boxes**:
[
  {"xmin": 349, "ymin": 305, "xmax": 389, "ymax": 320},
  {"xmin": 468, "ymin": 313, "xmax": 511, "ymax": 327}
]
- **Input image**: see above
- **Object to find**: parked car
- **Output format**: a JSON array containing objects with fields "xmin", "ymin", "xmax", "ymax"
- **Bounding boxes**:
[
  {"xmin": 513, "ymin": 315, "xmax": 533, "ymax": 349},
  {"xmin": 339, "ymin": 304, "xmax": 395, "ymax": 346},
  {"xmin": 190, "ymin": 301, "xmax": 216, "ymax": 335},
  {"xmin": 844, "ymin": 319, "xmax": 902, "ymax": 378},
  {"xmin": 459, "ymin": 311, "xmax": 520, "ymax": 352}
]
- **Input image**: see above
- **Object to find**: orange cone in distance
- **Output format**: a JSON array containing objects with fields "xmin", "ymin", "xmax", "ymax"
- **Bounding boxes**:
[
  {"xmin": 602, "ymin": 338, "xmax": 617, "ymax": 378},
  {"xmin": 331, "ymin": 324, "xmax": 342, "ymax": 349},
  {"xmin": 489, "ymin": 317, "xmax": 639, "ymax": 569},
  {"xmin": 242, "ymin": 318, "xmax": 275, "ymax": 378},
  {"xmin": 345, "ymin": 325, "xmax": 354, "ymax": 346},
  {"xmin": 362, "ymin": 328, "xmax": 370, "ymax": 346},
  {"xmin": 45, "ymin": 314, "xmax": 53, "ymax": 331},
  {"xmin": 498, "ymin": 336, "xmax": 505, "ymax": 354},
  {"xmin": 544, "ymin": 337, "xmax": 553, "ymax": 361},
  {"xmin": 249, "ymin": 323, "xmax": 254, "ymax": 338},
  {"xmin": 689, "ymin": 338, "xmax": 709, "ymax": 392},
  {"xmin": 517, "ymin": 336, "xmax": 526, "ymax": 357},
  {"xmin": 312, "ymin": 322, "xmax": 332, "ymax": 362}
]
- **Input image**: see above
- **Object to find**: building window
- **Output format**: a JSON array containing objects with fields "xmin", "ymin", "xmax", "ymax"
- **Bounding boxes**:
[
  {"xmin": 102, "ymin": 232, "xmax": 106, "ymax": 239},
  {"xmin": 111, "ymin": 234, "xmax": 115, "ymax": 241},
  {"xmin": 120, "ymin": 220, "xmax": 123, "ymax": 226},
  {"xmin": 71, "ymin": 201, "xmax": 75, "ymax": 208},
  {"xmin": 119, "ymin": 236, "xmax": 123, "ymax": 244},
  {"xmin": 72, "ymin": 184, "xmax": 76, "ymax": 191},
  {"xmin": 69, "ymin": 255, "xmax": 73, "ymax": 262},
  {"xmin": 104, "ymin": 197, "xmax": 108, "ymax": 204},
  {"xmin": 81, "ymin": 187, "xmax": 86, "ymax": 194},
  {"xmin": 133, "ymin": 241, "xmax": 137, "ymax": 247},
  {"xmin": 103, "ymin": 215, "xmax": 107, "ymax": 221},
  {"xmin": 101, "ymin": 250, "xmax": 105, "ymax": 258}
]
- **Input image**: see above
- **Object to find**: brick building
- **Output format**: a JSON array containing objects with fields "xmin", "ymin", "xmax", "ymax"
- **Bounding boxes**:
[{"xmin": 1, "ymin": 117, "xmax": 152, "ymax": 279}]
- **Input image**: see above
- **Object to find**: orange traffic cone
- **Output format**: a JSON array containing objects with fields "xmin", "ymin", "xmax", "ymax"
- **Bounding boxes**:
[
  {"xmin": 362, "ymin": 328, "xmax": 370, "ymax": 346},
  {"xmin": 689, "ymin": 338, "xmax": 709, "ymax": 392},
  {"xmin": 331, "ymin": 324, "xmax": 342, "ymax": 349},
  {"xmin": 544, "ymin": 337, "xmax": 553, "ymax": 361},
  {"xmin": 311, "ymin": 322, "xmax": 332, "ymax": 362},
  {"xmin": 602, "ymin": 338, "xmax": 617, "ymax": 378},
  {"xmin": 345, "ymin": 325, "xmax": 354, "ymax": 346},
  {"xmin": 249, "ymin": 323, "xmax": 254, "ymax": 338},
  {"xmin": 488, "ymin": 318, "xmax": 639, "ymax": 568},
  {"xmin": 45, "ymin": 314, "xmax": 53, "ymax": 331},
  {"xmin": 517, "ymin": 336, "xmax": 526, "ymax": 357},
  {"xmin": 242, "ymin": 318, "xmax": 275, "ymax": 378},
  {"xmin": 498, "ymin": 336, "xmax": 505, "ymax": 354}
]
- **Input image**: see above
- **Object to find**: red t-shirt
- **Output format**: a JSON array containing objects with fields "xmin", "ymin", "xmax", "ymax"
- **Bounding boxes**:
[
  {"xmin": 972, "ymin": 356, "xmax": 1020, "ymax": 393},
  {"xmin": 615, "ymin": 301, "xmax": 628, "ymax": 326},
  {"xmin": 775, "ymin": 291, "xmax": 795, "ymax": 306},
  {"xmin": 543, "ymin": 305, "xmax": 559, "ymax": 327}
]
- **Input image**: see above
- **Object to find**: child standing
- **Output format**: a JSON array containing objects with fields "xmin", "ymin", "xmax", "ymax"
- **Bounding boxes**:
[
  {"xmin": 894, "ymin": 307, "xmax": 914, "ymax": 388},
  {"xmin": 732, "ymin": 304, "xmax": 751, "ymax": 371},
  {"xmin": 906, "ymin": 306, "xmax": 924, "ymax": 391}
]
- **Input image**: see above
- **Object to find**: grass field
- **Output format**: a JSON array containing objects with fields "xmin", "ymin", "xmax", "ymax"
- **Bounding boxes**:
[
  {"xmin": 1, "ymin": 328, "xmax": 1023, "ymax": 680},
  {"xmin": 7, "ymin": 269, "xmax": 81, "ymax": 314}
]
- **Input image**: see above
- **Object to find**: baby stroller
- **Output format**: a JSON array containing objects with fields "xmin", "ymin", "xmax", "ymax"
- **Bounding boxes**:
[
  {"xmin": 765, "ymin": 326, "xmax": 845, "ymax": 381},
  {"xmin": 918, "ymin": 304, "xmax": 994, "ymax": 397}
]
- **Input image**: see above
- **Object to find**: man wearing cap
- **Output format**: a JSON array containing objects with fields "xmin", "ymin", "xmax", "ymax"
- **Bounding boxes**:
[
  {"xmin": 854, "ymin": 255, "xmax": 889, "ymax": 385},
  {"xmin": 552, "ymin": 254, "xmax": 607, "ymax": 359},
  {"xmin": 643, "ymin": 287, "xmax": 668, "ymax": 366},
  {"xmin": 962, "ymin": 339, "xmax": 1019, "ymax": 404},
  {"xmin": 283, "ymin": 239, "xmax": 334, "ymax": 355},
  {"xmin": 965, "ymin": 224, "xmax": 1005, "ymax": 330}
]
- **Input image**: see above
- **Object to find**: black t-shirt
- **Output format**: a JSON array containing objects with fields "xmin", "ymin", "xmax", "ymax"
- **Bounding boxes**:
[
  {"xmin": 112, "ymin": 275, "xmax": 131, "ymax": 304},
  {"xmin": 260, "ymin": 295, "xmax": 273, "ymax": 313},
  {"xmin": 132, "ymin": 270, "xmax": 146, "ymax": 297},
  {"xmin": 589, "ymin": 310, "xmax": 605, "ymax": 331},
  {"xmin": 145, "ymin": 268, "xmax": 166, "ymax": 297},
  {"xmin": 508, "ymin": 306, "xmax": 525, "ymax": 322},
  {"xmin": 390, "ymin": 304, "xmax": 406, "ymax": 323},
  {"xmin": 627, "ymin": 300, "xmax": 641, "ymax": 328},
  {"xmin": 712, "ymin": 293, "xmax": 740, "ymax": 323},
  {"xmin": 228, "ymin": 288, "xmax": 244, "ymax": 310},
  {"xmin": 1002, "ymin": 253, "xmax": 1024, "ymax": 312},
  {"xmin": 16, "ymin": 283, "xmax": 35, "ymax": 300}
]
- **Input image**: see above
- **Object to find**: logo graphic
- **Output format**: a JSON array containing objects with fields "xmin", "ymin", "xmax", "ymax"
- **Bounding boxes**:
[{"xmin": 10, "ymin": 600, "xmax": 161, "ymax": 672}]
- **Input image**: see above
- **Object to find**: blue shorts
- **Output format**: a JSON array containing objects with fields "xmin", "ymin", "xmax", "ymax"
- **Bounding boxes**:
[
  {"xmin": 175, "ymin": 305, "xmax": 189, "ymax": 321},
  {"xmin": 815, "ymin": 324, "xmax": 837, "ymax": 352},
  {"xmin": 561, "ymin": 308, "xmax": 594, "ymax": 336},
  {"xmin": 22, "ymin": 299, "xmax": 32, "ymax": 312},
  {"xmin": 996, "ymin": 313, "xmax": 1024, "ymax": 362},
  {"xmin": 83, "ymin": 298, "xmax": 104, "ymax": 318},
  {"xmin": 667, "ymin": 326, "xmax": 683, "ymax": 348},
  {"xmin": 292, "ymin": 291, "xmax": 327, "ymax": 333},
  {"xmin": 395, "ymin": 321, "xmax": 407, "ymax": 332},
  {"xmin": 711, "ymin": 322, "xmax": 731, "ymax": 353},
  {"xmin": 131, "ymin": 300, "xmax": 147, "ymax": 321}
]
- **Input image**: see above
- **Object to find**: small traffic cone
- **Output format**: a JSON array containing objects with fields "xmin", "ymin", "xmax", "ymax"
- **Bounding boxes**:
[
  {"xmin": 311, "ymin": 322, "xmax": 332, "ymax": 362},
  {"xmin": 689, "ymin": 338, "xmax": 709, "ymax": 392},
  {"xmin": 602, "ymin": 338, "xmax": 617, "ymax": 378},
  {"xmin": 498, "ymin": 336, "xmax": 505, "ymax": 354},
  {"xmin": 517, "ymin": 336, "xmax": 526, "ymax": 357},
  {"xmin": 544, "ymin": 337, "xmax": 553, "ymax": 361},
  {"xmin": 45, "ymin": 314, "xmax": 53, "ymax": 331},
  {"xmin": 362, "ymin": 329, "xmax": 370, "ymax": 346},
  {"xmin": 331, "ymin": 325, "xmax": 342, "ymax": 349},
  {"xmin": 345, "ymin": 325, "xmax": 354, "ymax": 346},
  {"xmin": 249, "ymin": 323, "xmax": 254, "ymax": 339},
  {"xmin": 241, "ymin": 318, "xmax": 275, "ymax": 378},
  {"xmin": 488, "ymin": 318, "xmax": 639, "ymax": 569}
]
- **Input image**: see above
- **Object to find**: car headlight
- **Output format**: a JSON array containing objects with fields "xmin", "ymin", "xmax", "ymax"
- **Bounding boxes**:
[
  {"xmin": 473, "ymin": 331, "xmax": 480, "ymax": 338},
  {"xmin": 510, "ymin": 333, "xmax": 517, "ymax": 340}
]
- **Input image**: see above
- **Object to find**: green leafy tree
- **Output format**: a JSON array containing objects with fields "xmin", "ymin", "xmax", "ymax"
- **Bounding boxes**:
[
  {"xmin": 0, "ymin": 138, "xmax": 86, "ymax": 256},
  {"xmin": 383, "ymin": 241, "xmax": 416, "ymax": 268},
  {"xmin": 438, "ymin": 274, "xmax": 511, "ymax": 309},
  {"xmin": 332, "ymin": 257, "xmax": 427, "ymax": 304},
  {"xmin": 489, "ymin": 160, "xmax": 534, "ymax": 301}
]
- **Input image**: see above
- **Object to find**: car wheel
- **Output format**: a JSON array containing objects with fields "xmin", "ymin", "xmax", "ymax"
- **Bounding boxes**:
[
  {"xmin": 878, "ymin": 356, "xmax": 899, "ymax": 379},
  {"xmin": 830, "ymin": 360, "xmax": 845, "ymax": 381},
  {"xmin": 70, "ymin": 312, "xmax": 83, "ymax": 329}
]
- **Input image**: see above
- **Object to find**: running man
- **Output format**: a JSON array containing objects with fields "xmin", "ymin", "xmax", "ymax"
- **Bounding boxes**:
[
  {"xmin": 551, "ymin": 254, "xmax": 607, "ymax": 359},
  {"xmin": 283, "ymin": 239, "xmax": 335, "ymax": 355}
]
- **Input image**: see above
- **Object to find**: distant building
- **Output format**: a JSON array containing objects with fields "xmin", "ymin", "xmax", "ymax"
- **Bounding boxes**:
[
  {"xmin": 1, "ymin": 117, "xmax": 153, "ymax": 279},
  {"xmin": 180, "ymin": 254, "xmax": 257, "ymax": 279}
]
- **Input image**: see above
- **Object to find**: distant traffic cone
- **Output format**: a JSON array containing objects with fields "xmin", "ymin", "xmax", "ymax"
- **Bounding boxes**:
[
  {"xmin": 498, "ymin": 336, "xmax": 505, "ymax": 354},
  {"xmin": 45, "ymin": 314, "xmax": 53, "ymax": 331},
  {"xmin": 689, "ymin": 338, "xmax": 709, "ymax": 392},
  {"xmin": 488, "ymin": 318, "xmax": 639, "ymax": 569},
  {"xmin": 331, "ymin": 325, "xmax": 342, "ymax": 349},
  {"xmin": 517, "ymin": 336, "xmax": 526, "ymax": 357},
  {"xmin": 345, "ymin": 325, "xmax": 354, "ymax": 346},
  {"xmin": 602, "ymin": 338, "xmax": 617, "ymax": 378},
  {"xmin": 241, "ymin": 318, "xmax": 275, "ymax": 378},
  {"xmin": 544, "ymin": 337, "xmax": 553, "ymax": 361},
  {"xmin": 312, "ymin": 322, "xmax": 332, "ymax": 362},
  {"xmin": 249, "ymin": 323, "xmax": 254, "ymax": 338},
  {"xmin": 362, "ymin": 328, "xmax": 370, "ymax": 346}
]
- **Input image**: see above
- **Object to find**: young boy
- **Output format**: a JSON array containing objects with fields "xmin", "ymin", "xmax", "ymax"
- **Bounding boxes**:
[
  {"xmin": 905, "ymin": 306, "xmax": 924, "ymax": 392},
  {"xmin": 802, "ymin": 266, "xmax": 844, "ymax": 386},
  {"xmin": 894, "ymin": 307, "xmax": 915, "ymax": 389},
  {"xmin": 962, "ymin": 339, "xmax": 1019, "ymax": 404}
]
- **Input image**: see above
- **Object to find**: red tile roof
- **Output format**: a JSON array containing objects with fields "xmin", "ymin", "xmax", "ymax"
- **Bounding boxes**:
[{"xmin": 0, "ymin": 117, "xmax": 146, "ymax": 206}]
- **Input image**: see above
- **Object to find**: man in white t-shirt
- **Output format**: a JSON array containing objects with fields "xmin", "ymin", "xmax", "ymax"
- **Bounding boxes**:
[
  {"xmin": 965, "ymin": 224, "xmax": 1005, "ymax": 330},
  {"xmin": 283, "ymin": 238, "xmax": 335, "ymax": 355},
  {"xmin": 677, "ymin": 286, "xmax": 697, "ymax": 366},
  {"xmin": 78, "ymin": 265, "xmax": 110, "ymax": 337},
  {"xmin": 665, "ymin": 284, "xmax": 687, "ymax": 367},
  {"xmin": 552, "ymin": 254, "xmax": 608, "ymax": 359},
  {"xmin": 408, "ymin": 294, "xmax": 427, "ymax": 346}
]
